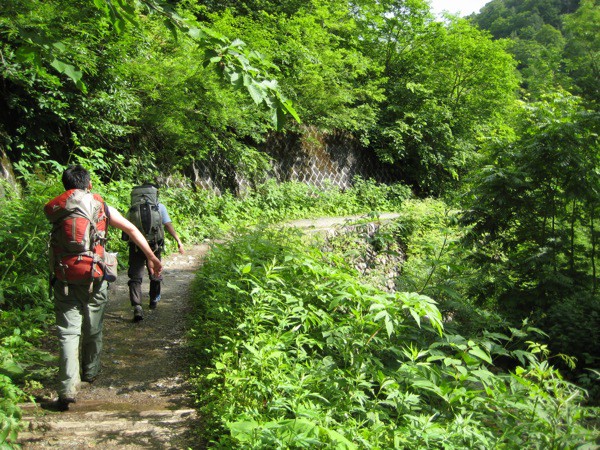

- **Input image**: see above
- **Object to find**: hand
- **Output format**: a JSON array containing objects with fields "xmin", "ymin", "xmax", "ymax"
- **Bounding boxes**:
[
  {"xmin": 178, "ymin": 243, "xmax": 185, "ymax": 255},
  {"xmin": 148, "ymin": 257, "xmax": 163, "ymax": 277}
]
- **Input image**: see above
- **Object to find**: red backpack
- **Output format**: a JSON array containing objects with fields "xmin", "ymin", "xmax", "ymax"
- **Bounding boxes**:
[{"xmin": 44, "ymin": 189, "xmax": 109, "ymax": 285}]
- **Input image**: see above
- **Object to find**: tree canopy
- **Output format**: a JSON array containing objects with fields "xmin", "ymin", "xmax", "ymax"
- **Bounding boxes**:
[
  {"xmin": 1, "ymin": 2, "xmax": 599, "ymax": 444},
  {"xmin": 3, "ymin": 0, "xmax": 598, "ymax": 311}
]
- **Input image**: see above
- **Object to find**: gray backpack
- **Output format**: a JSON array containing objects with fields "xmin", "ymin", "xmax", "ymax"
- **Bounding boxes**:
[{"xmin": 125, "ymin": 185, "xmax": 164, "ymax": 245}]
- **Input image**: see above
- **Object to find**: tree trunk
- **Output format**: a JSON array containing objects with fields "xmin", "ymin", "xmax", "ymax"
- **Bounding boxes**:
[
  {"xmin": 570, "ymin": 198, "xmax": 577, "ymax": 274},
  {"xmin": 591, "ymin": 204, "xmax": 597, "ymax": 293},
  {"xmin": 0, "ymin": 146, "xmax": 19, "ymax": 197},
  {"xmin": 551, "ymin": 193, "xmax": 557, "ymax": 274}
]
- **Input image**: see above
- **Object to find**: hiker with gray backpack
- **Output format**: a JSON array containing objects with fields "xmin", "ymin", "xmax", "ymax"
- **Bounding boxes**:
[{"xmin": 124, "ymin": 183, "xmax": 184, "ymax": 322}]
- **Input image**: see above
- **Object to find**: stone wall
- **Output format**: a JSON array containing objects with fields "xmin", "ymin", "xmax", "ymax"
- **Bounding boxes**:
[
  {"xmin": 266, "ymin": 126, "xmax": 400, "ymax": 188},
  {"xmin": 192, "ymin": 126, "xmax": 400, "ymax": 193}
]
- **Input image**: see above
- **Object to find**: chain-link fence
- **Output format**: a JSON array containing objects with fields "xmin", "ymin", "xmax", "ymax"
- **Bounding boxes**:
[{"xmin": 191, "ymin": 126, "xmax": 401, "ymax": 194}]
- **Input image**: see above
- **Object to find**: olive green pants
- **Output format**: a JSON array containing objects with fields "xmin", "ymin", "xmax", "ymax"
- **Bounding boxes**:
[{"xmin": 53, "ymin": 280, "xmax": 108, "ymax": 398}]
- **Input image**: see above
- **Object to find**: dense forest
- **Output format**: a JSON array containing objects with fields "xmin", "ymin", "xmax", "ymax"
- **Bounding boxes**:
[{"xmin": 1, "ymin": 0, "xmax": 599, "ymax": 447}]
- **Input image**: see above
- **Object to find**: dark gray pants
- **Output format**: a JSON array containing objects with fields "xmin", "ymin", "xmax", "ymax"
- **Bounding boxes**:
[{"xmin": 127, "ymin": 243, "xmax": 163, "ymax": 307}]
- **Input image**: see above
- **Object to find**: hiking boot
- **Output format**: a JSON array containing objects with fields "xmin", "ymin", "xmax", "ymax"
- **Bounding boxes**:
[
  {"xmin": 81, "ymin": 374, "xmax": 98, "ymax": 383},
  {"xmin": 133, "ymin": 305, "xmax": 143, "ymax": 322},
  {"xmin": 57, "ymin": 396, "xmax": 76, "ymax": 411},
  {"xmin": 81, "ymin": 367, "xmax": 101, "ymax": 384},
  {"xmin": 149, "ymin": 295, "xmax": 161, "ymax": 310}
]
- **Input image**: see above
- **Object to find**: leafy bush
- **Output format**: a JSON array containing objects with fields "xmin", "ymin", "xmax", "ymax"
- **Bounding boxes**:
[
  {"xmin": 190, "ymin": 227, "xmax": 599, "ymax": 448},
  {"xmin": 0, "ymin": 309, "xmax": 54, "ymax": 449},
  {"xmin": 112, "ymin": 178, "xmax": 411, "ymax": 248},
  {"xmin": 241, "ymin": 178, "xmax": 411, "ymax": 225},
  {"xmin": 0, "ymin": 178, "xmax": 54, "ymax": 310},
  {"xmin": 0, "ymin": 374, "xmax": 24, "ymax": 449},
  {"xmin": 541, "ymin": 291, "xmax": 600, "ymax": 403}
]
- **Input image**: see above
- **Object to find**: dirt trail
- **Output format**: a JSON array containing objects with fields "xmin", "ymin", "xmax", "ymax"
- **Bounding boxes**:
[
  {"xmin": 284, "ymin": 212, "xmax": 400, "ymax": 233},
  {"xmin": 17, "ymin": 243, "xmax": 211, "ymax": 450},
  {"xmin": 15, "ymin": 212, "xmax": 401, "ymax": 449}
]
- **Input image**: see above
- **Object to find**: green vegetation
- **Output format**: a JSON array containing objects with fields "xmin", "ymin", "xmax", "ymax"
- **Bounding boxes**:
[
  {"xmin": 190, "ymin": 226, "xmax": 597, "ymax": 448},
  {"xmin": 1, "ymin": 0, "xmax": 599, "ymax": 447},
  {"xmin": 0, "ymin": 162, "xmax": 410, "ymax": 446}
]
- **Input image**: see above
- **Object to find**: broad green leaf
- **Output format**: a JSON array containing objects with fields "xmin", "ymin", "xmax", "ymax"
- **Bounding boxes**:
[
  {"xmin": 52, "ymin": 42, "xmax": 66, "ymax": 52},
  {"xmin": 272, "ymin": 107, "xmax": 280, "ymax": 131},
  {"xmin": 50, "ymin": 59, "xmax": 83, "ymax": 84},
  {"xmin": 281, "ymin": 98, "xmax": 301, "ymax": 124},
  {"xmin": 243, "ymin": 343, "xmax": 258, "ymax": 356},
  {"xmin": 373, "ymin": 310, "xmax": 387, "ymax": 321},
  {"xmin": 228, "ymin": 420, "xmax": 259, "ymax": 442},
  {"xmin": 0, "ymin": 359, "xmax": 24, "ymax": 377},
  {"xmin": 0, "ymin": 424, "xmax": 11, "ymax": 445},
  {"xmin": 385, "ymin": 316, "xmax": 394, "ymax": 337},
  {"xmin": 321, "ymin": 427, "xmax": 358, "ymax": 450},
  {"xmin": 471, "ymin": 368, "xmax": 494, "ymax": 383},
  {"xmin": 229, "ymin": 71, "xmax": 242, "ymax": 89},
  {"xmin": 247, "ymin": 82, "xmax": 265, "ymax": 105},
  {"xmin": 188, "ymin": 27, "xmax": 206, "ymax": 40},
  {"xmin": 456, "ymin": 365, "xmax": 468, "ymax": 376},
  {"xmin": 410, "ymin": 309, "xmax": 421, "ymax": 327},
  {"xmin": 468, "ymin": 346, "xmax": 492, "ymax": 364}
]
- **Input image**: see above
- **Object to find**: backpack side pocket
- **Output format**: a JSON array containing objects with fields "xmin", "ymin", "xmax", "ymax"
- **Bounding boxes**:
[{"xmin": 101, "ymin": 252, "xmax": 118, "ymax": 282}]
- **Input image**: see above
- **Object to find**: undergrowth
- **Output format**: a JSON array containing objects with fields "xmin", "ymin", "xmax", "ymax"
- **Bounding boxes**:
[{"xmin": 189, "ymin": 227, "xmax": 599, "ymax": 448}]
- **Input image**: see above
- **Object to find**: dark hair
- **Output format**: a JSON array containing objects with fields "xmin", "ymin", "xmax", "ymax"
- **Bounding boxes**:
[{"xmin": 62, "ymin": 165, "xmax": 90, "ymax": 190}]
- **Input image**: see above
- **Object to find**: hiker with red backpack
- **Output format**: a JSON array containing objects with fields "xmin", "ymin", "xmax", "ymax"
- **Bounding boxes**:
[
  {"xmin": 45, "ymin": 165, "xmax": 163, "ymax": 410},
  {"xmin": 124, "ymin": 183, "xmax": 184, "ymax": 322}
]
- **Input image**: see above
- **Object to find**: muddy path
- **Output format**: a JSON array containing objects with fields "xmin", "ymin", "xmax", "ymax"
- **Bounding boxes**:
[{"xmin": 17, "ymin": 243, "xmax": 211, "ymax": 449}]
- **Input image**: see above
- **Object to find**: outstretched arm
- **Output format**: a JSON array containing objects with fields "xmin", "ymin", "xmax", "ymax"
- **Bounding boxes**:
[
  {"xmin": 164, "ymin": 222, "xmax": 185, "ymax": 254},
  {"xmin": 107, "ymin": 206, "xmax": 163, "ymax": 275}
]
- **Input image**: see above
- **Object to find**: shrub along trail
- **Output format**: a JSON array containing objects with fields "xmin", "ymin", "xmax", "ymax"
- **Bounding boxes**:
[{"xmin": 17, "ymin": 243, "xmax": 211, "ymax": 449}]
